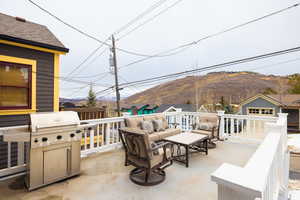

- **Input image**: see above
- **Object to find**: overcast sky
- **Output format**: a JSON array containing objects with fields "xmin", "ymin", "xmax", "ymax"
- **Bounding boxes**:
[{"xmin": 1, "ymin": 0, "xmax": 300, "ymax": 98}]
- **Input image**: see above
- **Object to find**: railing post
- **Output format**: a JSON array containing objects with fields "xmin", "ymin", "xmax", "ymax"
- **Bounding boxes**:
[
  {"xmin": 217, "ymin": 110, "xmax": 226, "ymax": 140},
  {"xmin": 277, "ymin": 113, "xmax": 289, "ymax": 200}
]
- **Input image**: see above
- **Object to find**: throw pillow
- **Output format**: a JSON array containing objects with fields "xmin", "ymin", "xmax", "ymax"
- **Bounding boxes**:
[
  {"xmin": 141, "ymin": 120, "xmax": 154, "ymax": 133},
  {"xmin": 153, "ymin": 119, "xmax": 165, "ymax": 132}
]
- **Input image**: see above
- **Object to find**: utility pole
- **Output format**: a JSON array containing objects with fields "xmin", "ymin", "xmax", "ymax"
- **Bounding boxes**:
[{"xmin": 111, "ymin": 35, "xmax": 121, "ymax": 116}]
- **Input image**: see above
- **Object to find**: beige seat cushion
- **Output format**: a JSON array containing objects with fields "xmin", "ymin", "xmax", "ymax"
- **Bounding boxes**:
[
  {"xmin": 148, "ymin": 128, "xmax": 181, "ymax": 141},
  {"xmin": 149, "ymin": 133, "xmax": 161, "ymax": 142},
  {"xmin": 191, "ymin": 129, "xmax": 212, "ymax": 137},
  {"xmin": 125, "ymin": 117, "xmax": 143, "ymax": 129},
  {"xmin": 158, "ymin": 128, "xmax": 181, "ymax": 140},
  {"xmin": 127, "ymin": 147, "xmax": 171, "ymax": 168}
]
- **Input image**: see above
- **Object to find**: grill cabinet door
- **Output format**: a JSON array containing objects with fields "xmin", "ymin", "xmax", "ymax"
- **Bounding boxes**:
[{"xmin": 43, "ymin": 147, "xmax": 69, "ymax": 184}]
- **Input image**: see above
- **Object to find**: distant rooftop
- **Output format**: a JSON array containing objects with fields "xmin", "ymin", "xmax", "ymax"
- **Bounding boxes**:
[
  {"xmin": 156, "ymin": 104, "xmax": 196, "ymax": 113},
  {"xmin": 267, "ymin": 94, "xmax": 300, "ymax": 107}
]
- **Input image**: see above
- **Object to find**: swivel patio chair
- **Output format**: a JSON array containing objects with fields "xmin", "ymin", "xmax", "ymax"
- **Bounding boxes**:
[{"xmin": 119, "ymin": 127, "xmax": 173, "ymax": 186}]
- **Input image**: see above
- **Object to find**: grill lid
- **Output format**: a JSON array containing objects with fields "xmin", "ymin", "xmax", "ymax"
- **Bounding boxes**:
[{"xmin": 30, "ymin": 111, "xmax": 80, "ymax": 132}]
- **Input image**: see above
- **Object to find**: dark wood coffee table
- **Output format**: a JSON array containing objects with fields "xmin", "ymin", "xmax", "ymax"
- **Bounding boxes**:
[{"xmin": 164, "ymin": 133, "xmax": 208, "ymax": 168}]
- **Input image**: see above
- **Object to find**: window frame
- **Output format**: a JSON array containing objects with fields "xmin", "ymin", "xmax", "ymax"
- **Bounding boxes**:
[
  {"xmin": 247, "ymin": 107, "xmax": 275, "ymax": 116},
  {"xmin": 0, "ymin": 61, "xmax": 32, "ymax": 110},
  {"xmin": 0, "ymin": 55, "xmax": 36, "ymax": 115}
]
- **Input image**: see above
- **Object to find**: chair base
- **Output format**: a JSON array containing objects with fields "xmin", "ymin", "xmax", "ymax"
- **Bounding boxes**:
[
  {"xmin": 207, "ymin": 142, "xmax": 217, "ymax": 149},
  {"xmin": 130, "ymin": 168, "xmax": 165, "ymax": 186}
]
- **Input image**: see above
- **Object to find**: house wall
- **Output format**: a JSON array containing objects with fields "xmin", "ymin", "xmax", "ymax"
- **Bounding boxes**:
[
  {"xmin": 282, "ymin": 108, "xmax": 299, "ymax": 129},
  {"xmin": 241, "ymin": 97, "xmax": 280, "ymax": 115},
  {"xmin": 0, "ymin": 43, "xmax": 54, "ymax": 127}
]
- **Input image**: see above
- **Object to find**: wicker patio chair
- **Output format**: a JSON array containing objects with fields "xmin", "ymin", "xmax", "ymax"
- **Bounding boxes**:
[
  {"xmin": 191, "ymin": 114, "xmax": 220, "ymax": 149},
  {"xmin": 119, "ymin": 127, "xmax": 173, "ymax": 186}
]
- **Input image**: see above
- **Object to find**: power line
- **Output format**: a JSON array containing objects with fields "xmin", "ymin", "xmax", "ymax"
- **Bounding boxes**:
[
  {"xmin": 117, "ymin": 0, "xmax": 184, "ymax": 40},
  {"xmin": 248, "ymin": 57, "xmax": 300, "ymax": 71},
  {"xmin": 95, "ymin": 86, "xmax": 115, "ymax": 96},
  {"xmin": 89, "ymin": 47, "xmax": 300, "ymax": 98},
  {"xmin": 119, "ymin": 46, "xmax": 300, "ymax": 88},
  {"xmin": 47, "ymin": 0, "xmax": 173, "ymax": 79},
  {"xmin": 64, "ymin": 40, "xmax": 109, "ymax": 78},
  {"xmin": 119, "ymin": 2, "xmax": 300, "ymax": 69},
  {"xmin": 68, "ymin": 85, "xmax": 89, "ymax": 97},
  {"xmin": 69, "ymin": 48, "xmax": 110, "ymax": 78},
  {"xmin": 27, "ymin": 0, "xmax": 164, "ymax": 58},
  {"xmin": 119, "ymin": 75, "xmax": 141, "ymax": 93},
  {"xmin": 114, "ymin": 0, "xmax": 169, "ymax": 35}
]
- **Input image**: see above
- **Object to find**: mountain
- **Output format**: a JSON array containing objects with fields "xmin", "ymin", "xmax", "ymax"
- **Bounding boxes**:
[{"xmin": 123, "ymin": 71, "xmax": 291, "ymax": 105}]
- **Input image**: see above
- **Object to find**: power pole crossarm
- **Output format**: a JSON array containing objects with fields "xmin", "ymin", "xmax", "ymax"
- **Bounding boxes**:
[{"xmin": 111, "ymin": 35, "xmax": 121, "ymax": 116}]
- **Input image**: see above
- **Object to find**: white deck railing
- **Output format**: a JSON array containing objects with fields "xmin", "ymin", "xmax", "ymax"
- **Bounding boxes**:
[
  {"xmin": 211, "ymin": 113, "xmax": 289, "ymax": 200},
  {"xmin": 0, "ymin": 110, "xmax": 288, "ymax": 195}
]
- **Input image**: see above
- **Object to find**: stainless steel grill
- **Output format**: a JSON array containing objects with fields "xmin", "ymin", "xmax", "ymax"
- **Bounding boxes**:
[{"xmin": 3, "ymin": 111, "xmax": 92, "ymax": 191}]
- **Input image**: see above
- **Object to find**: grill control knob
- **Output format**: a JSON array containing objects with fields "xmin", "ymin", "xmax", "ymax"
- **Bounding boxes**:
[
  {"xmin": 57, "ymin": 135, "xmax": 62, "ymax": 140},
  {"xmin": 34, "ymin": 138, "xmax": 38, "ymax": 143},
  {"xmin": 70, "ymin": 133, "xmax": 75, "ymax": 138},
  {"xmin": 42, "ymin": 137, "xmax": 48, "ymax": 142}
]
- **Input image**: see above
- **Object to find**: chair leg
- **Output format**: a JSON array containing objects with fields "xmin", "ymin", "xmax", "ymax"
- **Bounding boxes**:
[
  {"xmin": 124, "ymin": 155, "xmax": 129, "ymax": 166},
  {"xmin": 145, "ymin": 169, "xmax": 151, "ymax": 183}
]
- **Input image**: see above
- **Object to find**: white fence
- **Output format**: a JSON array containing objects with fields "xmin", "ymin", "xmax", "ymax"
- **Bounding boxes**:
[
  {"xmin": 0, "ymin": 111, "xmax": 287, "ymax": 189},
  {"xmin": 211, "ymin": 113, "xmax": 289, "ymax": 200}
]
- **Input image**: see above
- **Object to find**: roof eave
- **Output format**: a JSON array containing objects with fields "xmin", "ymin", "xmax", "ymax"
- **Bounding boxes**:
[{"xmin": 0, "ymin": 34, "xmax": 69, "ymax": 53}]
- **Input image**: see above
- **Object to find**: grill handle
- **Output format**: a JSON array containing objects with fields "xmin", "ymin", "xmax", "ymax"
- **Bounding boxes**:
[
  {"xmin": 67, "ymin": 147, "xmax": 72, "ymax": 175},
  {"xmin": 36, "ymin": 122, "xmax": 79, "ymax": 130}
]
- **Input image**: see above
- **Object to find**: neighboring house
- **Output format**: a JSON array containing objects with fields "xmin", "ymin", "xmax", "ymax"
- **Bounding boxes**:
[
  {"xmin": 156, "ymin": 104, "xmax": 196, "ymax": 113},
  {"xmin": 121, "ymin": 104, "xmax": 158, "ymax": 115},
  {"xmin": 0, "ymin": 13, "xmax": 69, "ymax": 127},
  {"xmin": 60, "ymin": 102, "xmax": 77, "ymax": 109},
  {"xmin": 143, "ymin": 104, "xmax": 159, "ymax": 114},
  {"xmin": 240, "ymin": 94, "xmax": 300, "ymax": 132}
]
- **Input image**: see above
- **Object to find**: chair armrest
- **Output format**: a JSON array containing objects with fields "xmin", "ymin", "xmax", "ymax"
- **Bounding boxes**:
[
  {"xmin": 150, "ymin": 141, "xmax": 171, "ymax": 151},
  {"xmin": 119, "ymin": 127, "xmax": 149, "ymax": 135}
]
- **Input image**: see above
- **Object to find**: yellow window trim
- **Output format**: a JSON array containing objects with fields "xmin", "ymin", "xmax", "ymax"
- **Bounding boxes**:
[
  {"xmin": 0, "ymin": 55, "xmax": 36, "ymax": 115},
  {"xmin": 53, "ymin": 54, "xmax": 60, "ymax": 112},
  {"xmin": 0, "ymin": 40, "xmax": 66, "ymax": 55}
]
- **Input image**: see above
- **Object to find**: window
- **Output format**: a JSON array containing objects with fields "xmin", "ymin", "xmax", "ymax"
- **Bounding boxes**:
[
  {"xmin": 0, "ymin": 61, "xmax": 31, "ymax": 109},
  {"xmin": 248, "ymin": 107, "xmax": 274, "ymax": 116},
  {"xmin": 261, "ymin": 109, "xmax": 273, "ymax": 115},
  {"xmin": 0, "ymin": 55, "xmax": 36, "ymax": 115},
  {"xmin": 249, "ymin": 108, "xmax": 260, "ymax": 114}
]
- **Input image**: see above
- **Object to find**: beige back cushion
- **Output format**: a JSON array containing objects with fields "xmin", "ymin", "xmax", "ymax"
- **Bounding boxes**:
[
  {"xmin": 199, "ymin": 115, "xmax": 219, "ymax": 127},
  {"xmin": 125, "ymin": 117, "xmax": 143, "ymax": 129},
  {"xmin": 155, "ymin": 114, "xmax": 169, "ymax": 129},
  {"xmin": 143, "ymin": 115, "xmax": 157, "ymax": 121}
]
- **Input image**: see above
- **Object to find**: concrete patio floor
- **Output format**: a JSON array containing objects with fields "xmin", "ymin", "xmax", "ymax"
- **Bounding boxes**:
[{"xmin": 0, "ymin": 139, "xmax": 259, "ymax": 200}]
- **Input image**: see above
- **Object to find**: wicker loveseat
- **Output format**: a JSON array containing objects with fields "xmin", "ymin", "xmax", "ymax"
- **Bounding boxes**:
[{"xmin": 123, "ymin": 114, "xmax": 181, "ymax": 142}]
